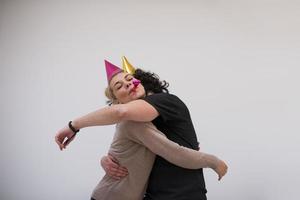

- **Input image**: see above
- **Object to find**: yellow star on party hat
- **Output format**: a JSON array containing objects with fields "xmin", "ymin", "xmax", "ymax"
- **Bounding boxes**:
[{"xmin": 122, "ymin": 56, "xmax": 136, "ymax": 74}]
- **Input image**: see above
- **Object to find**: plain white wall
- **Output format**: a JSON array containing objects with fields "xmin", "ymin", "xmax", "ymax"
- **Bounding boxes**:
[{"xmin": 1, "ymin": 0, "xmax": 299, "ymax": 199}]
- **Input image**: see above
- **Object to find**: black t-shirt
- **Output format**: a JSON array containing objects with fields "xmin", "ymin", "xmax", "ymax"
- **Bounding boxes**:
[{"xmin": 142, "ymin": 93, "xmax": 207, "ymax": 200}]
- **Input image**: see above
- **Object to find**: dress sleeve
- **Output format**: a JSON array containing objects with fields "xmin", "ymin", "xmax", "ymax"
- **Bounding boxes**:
[{"xmin": 126, "ymin": 121, "xmax": 221, "ymax": 170}]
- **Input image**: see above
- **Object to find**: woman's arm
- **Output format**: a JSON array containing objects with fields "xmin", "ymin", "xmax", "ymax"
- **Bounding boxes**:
[{"xmin": 125, "ymin": 122, "xmax": 228, "ymax": 179}]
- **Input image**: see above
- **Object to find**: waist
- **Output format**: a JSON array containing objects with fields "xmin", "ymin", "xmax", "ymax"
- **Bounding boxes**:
[{"xmin": 146, "ymin": 157, "xmax": 206, "ymax": 199}]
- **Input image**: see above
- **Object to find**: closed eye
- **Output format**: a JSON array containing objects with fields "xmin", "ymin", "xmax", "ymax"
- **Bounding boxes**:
[{"xmin": 115, "ymin": 83, "xmax": 122, "ymax": 90}]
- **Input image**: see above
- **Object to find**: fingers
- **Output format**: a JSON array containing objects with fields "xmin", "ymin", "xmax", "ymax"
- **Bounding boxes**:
[
  {"xmin": 55, "ymin": 134, "xmax": 64, "ymax": 151},
  {"xmin": 107, "ymin": 166, "xmax": 128, "ymax": 179},
  {"xmin": 217, "ymin": 171, "xmax": 224, "ymax": 181},
  {"xmin": 218, "ymin": 169, "xmax": 227, "ymax": 181},
  {"xmin": 54, "ymin": 127, "xmax": 76, "ymax": 151},
  {"xmin": 217, "ymin": 161, "xmax": 228, "ymax": 181},
  {"xmin": 108, "ymin": 154, "xmax": 119, "ymax": 164},
  {"xmin": 62, "ymin": 133, "xmax": 76, "ymax": 149},
  {"xmin": 107, "ymin": 161, "xmax": 128, "ymax": 174},
  {"xmin": 102, "ymin": 155, "xmax": 128, "ymax": 179},
  {"xmin": 218, "ymin": 174, "xmax": 222, "ymax": 181},
  {"xmin": 110, "ymin": 166, "xmax": 128, "ymax": 174}
]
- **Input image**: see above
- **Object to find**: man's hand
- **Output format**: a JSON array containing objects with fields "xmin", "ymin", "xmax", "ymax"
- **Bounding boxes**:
[
  {"xmin": 100, "ymin": 155, "xmax": 128, "ymax": 180},
  {"xmin": 55, "ymin": 126, "xmax": 76, "ymax": 150}
]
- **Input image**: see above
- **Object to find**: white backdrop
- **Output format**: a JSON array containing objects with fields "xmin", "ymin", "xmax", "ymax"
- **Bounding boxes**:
[{"xmin": 1, "ymin": 1, "xmax": 299, "ymax": 199}]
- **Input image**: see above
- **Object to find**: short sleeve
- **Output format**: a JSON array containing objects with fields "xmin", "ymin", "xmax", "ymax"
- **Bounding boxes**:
[{"xmin": 142, "ymin": 93, "xmax": 184, "ymax": 122}]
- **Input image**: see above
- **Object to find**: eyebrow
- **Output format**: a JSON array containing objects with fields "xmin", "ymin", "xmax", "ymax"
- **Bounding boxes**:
[{"xmin": 124, "ymin": 74, "xmax": 131, "ymax": 79}]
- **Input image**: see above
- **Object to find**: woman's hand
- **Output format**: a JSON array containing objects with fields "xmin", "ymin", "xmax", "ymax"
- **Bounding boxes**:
[
  {"xmin": 100, "ymin": 155, "xmax": 128, "ymax": 180},
  {"xmin": 55, "ymin": 126, "xmax": 76, "ymax": 150}
]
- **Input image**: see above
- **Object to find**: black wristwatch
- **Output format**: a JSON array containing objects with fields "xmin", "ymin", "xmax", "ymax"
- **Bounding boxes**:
[{"xmin": 68, "ymin": 121, "xmax": 80, "ymax": 134}]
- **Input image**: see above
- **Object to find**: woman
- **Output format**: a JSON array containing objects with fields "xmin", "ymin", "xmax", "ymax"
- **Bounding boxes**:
[{"xmin": 55, "ymin": 59, "xmax": 228, "ymax": 200}]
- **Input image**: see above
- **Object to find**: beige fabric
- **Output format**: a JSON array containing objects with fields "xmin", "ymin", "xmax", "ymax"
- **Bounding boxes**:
[{"xmin": 91, "ymin": 121, "xmax": 220, "ymax": 200}]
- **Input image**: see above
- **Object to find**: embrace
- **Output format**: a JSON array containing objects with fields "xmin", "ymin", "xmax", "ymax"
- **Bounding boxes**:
[{"xmin": 55, "ymin": 57, "xmax": 228, "ymax": 200}]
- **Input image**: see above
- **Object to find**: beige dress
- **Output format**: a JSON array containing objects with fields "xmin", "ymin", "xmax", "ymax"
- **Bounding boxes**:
[{"xmin": 91, "ymin": 121, "xmax": 220, "ymax": 200}]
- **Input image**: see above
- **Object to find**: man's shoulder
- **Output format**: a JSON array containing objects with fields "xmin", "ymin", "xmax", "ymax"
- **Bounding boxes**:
[
  {"xmin": 143, "ymin": 93, "xmax": 185, "ymax": 109},
  {"xmin": 146, "ymin": 92, "xmax": 181, "ymax": 100}
]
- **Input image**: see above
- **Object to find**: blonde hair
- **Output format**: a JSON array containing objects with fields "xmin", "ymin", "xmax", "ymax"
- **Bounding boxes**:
[{"xmin": 105, "ymin": 87, "xmax": 118, "ymax": 105}]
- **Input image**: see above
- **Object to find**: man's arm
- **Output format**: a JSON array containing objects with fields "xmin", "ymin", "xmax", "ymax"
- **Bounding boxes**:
[
  {"xmin": 55, "ymin": 99, "xmax": 158, "ymax": 150},
  {"xmin": 72, "ymin": 99, "xmax": 158, "ymax": 130}
]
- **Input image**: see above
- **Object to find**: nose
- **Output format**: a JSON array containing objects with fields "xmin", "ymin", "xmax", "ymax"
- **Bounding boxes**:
[{"xmin": 125, "ymin": 81, "xmax": 132, "ymax": 88}]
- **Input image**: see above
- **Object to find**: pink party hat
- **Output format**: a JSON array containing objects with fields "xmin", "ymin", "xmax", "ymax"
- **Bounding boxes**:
[{"xmin": 105, "ymin": 60, "xmax": 123, "ymax": 82}]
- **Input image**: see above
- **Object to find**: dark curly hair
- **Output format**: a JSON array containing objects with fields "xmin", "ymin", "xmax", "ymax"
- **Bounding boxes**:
[{"xmin": 134, "ymin": 68, "xmax": 169, "ymax": 95}]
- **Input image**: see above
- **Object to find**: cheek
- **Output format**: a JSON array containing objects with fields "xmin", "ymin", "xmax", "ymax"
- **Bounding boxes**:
[
  {"xmin": 114, "ymin": 88, "xmax": 129, "ymax": 100},
  {"xmin": 139, "ymin": 88, "xmax": 146, "ymax": 97},
  {"xmin": 138, "ymin": 85, "xmax": 145, "ymax": 94},
  {"xmin": 133, "ymin": 87, "xmax": 145, "ymax": 99}
]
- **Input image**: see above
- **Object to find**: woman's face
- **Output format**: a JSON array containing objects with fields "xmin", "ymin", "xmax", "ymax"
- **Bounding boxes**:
[{"xmin": 109, "ymin": 72, "xmax": 146, "ymax": 104}]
